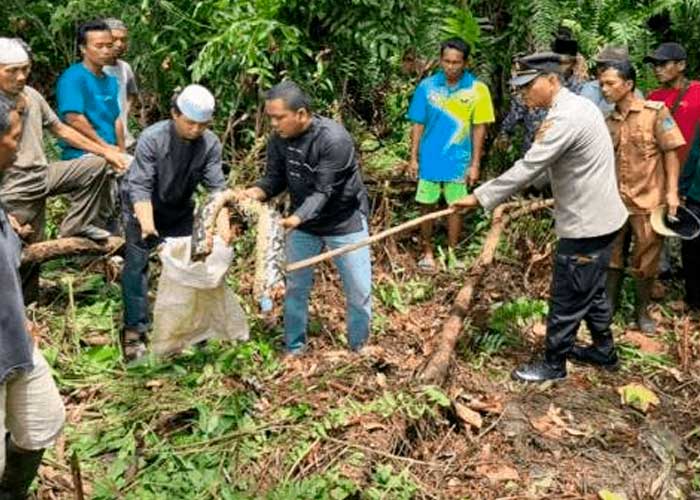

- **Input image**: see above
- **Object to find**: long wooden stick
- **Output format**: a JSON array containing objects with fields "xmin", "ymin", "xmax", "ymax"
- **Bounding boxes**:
[{"xmin": 286, "ymin": 207, "xmax": 456, "ymax": 272}]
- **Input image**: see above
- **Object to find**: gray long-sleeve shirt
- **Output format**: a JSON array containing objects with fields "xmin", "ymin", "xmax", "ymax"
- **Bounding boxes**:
[
  {"xmin": 475, "ymin": 87, "xmax": 628, "ymax": 239},
  {"xmin": 123, "ymin": 120, "xmax": 226, "ymax": 229}
]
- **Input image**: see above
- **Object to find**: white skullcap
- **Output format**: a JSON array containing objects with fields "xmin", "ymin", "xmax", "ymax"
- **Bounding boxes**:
[
  {"xmin": 0, "ymin": 38, "xmax": 29, "ymax": 66},
  {"xmin": 176, "ymin": 84, "xmax": 215, "ymax": 123}
]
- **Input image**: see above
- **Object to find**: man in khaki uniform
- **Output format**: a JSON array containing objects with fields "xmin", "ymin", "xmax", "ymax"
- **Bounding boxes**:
[{"xmin": 601, "ymin": 60, "xmax": 685, "ymax": 333}]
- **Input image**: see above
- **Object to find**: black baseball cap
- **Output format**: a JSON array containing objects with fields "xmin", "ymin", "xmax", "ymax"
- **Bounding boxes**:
[
  {"xmin": 510, "ymin": 52, "xmax": 563, "ymax": 87},
  {"xmin": 643, "ymin": 42, "xmax": 687, "ymax": 63}
]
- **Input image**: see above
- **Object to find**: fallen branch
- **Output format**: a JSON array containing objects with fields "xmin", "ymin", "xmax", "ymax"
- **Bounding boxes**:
[
  {"xmin": 419, "ymin": 198, "xmax": 554, "ymax": 384},
  {"xmin": 21, "ymin": 236, "xmax": 124, "ymax": 264}
]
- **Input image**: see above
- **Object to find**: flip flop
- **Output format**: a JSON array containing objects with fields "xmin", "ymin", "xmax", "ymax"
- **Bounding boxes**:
[{"xmin": 417, "ymin": 256, "xmax": 437, "ymax": 273}]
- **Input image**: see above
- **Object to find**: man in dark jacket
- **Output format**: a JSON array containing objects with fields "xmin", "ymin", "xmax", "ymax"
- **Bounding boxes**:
[
  {"xmin": 241, "ymin": 80, "xmax": 371, "ymax": 356},
  {"xmin": 120, "ymin": 84, "xmax": 230, "ymax": 361}
]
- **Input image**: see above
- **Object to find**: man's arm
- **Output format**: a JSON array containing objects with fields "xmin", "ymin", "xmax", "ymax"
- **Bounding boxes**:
[
  {"xmin": 457, "ymin": 115, "xmax": 573, "ymax": 211},
  {"xmin": 128, "ymin": 136, "xmax": 158, "ymax": 239},
  {"xmin": 64, "ymin": 113, "xmax": 112, "ymax": 148},
  {"xmin": 115, "ymin": 117, "xmax": 126, "ymax": 152},
  {"xmin": 655, "ymin": 106, "xmax": 686, "ymax": 216},
  {"xmin": 50, "ymin": 122, "xmax": 128, "ymax": 171},
  {"xmin": 245, "ymin": 138, "xmax": 287, "ymax": 201},
  {"xmin": 467, "ymin": 123, "xmax": 487, "ymax": 186},
  {"xmin": 664, "ymin": 150, "xmax": 681, "ymax": 217},
  {"xmin": 408, "ymin": 123, "xmax": 424, "ymax": 179},
  {"xmin": 200, "ymin": 139, "xmax": 231, "ymax": 242},
  {"xmin": 286, "ymin": 133, "xmax": 355, "ymax": 228}
]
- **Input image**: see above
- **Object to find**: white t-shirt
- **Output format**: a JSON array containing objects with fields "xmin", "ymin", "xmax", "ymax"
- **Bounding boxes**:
[{"xmin": 104, "ymin": 60, "xmax": 139, "ymax": 148}]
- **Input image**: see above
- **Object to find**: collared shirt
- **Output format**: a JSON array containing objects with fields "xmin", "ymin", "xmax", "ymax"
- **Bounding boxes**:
[
  {"xmin": 475, "ymin": 87, "xmax": 628, "ymax": 239},
  {"xmin": 606, "ymin": 96, "xmax": 685, "ymax": 214},
  {"xmin": 580, "ymin": 81, "xmax": 645, "ymax": 118},
  {"xmin": 56, "ymin": 62, "xmax": 120, "ymax": 160},
  {"xmin": 647, "ymin": 81, "xmax": 700, "ymax": 165},
  {"xmin": 0, "ymin": 207, "xmax": 33, "ymax": 384},
  {"xmin": 407, "ymin": 70, "xmax": 495, "ymax": 181},
  {"xmin": 123, "ymin": 120, "xmax": 226, "ymax": 230},
  {"xmin": 256, "ymin": 115, "xmax": 368, "ymax": 236},
  {"xmin": 104, "ymin": 59, "xmax": 139, "ymax": 149}
]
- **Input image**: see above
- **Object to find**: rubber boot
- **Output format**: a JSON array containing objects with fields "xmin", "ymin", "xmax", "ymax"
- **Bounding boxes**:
[
  {"xmin": 606, "ymin": 269, "xmax": 624, "ymax": 314},
  {"xmin": 570, "ymin": 332, "xmax": 619, "ymax": 371},
  {"xmin": 0, "ymin": 437, "xmax": 45, "ymax": 500},
  {"xmin": 635, "ymin": 278, "xmax": 656, "ymax": 334}
]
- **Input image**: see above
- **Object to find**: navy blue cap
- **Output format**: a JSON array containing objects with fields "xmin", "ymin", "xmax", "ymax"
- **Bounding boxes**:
[{"xmin": 510, "ymin": 52, "xmax": 563, "ymax": 87}]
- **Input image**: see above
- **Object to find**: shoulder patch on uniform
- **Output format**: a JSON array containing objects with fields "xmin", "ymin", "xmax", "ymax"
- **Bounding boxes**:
[
  {"xmin": 662, "ymin": 116, "xmax": 676, "ymax": 131},
  {"xmin": 534, "ymin": 118, "xmax": 554, "ymax": 143},
  {"xmin": 644, "ymin": 100, "xmax": 664, "ymax": 110}
]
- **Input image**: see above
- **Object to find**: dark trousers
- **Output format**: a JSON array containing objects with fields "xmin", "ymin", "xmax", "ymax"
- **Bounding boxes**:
[
  {"xmin": 121, "ymin": 206, "xmax": 192, "ymax": 334},
  {"xmin": 682, "ymin": 199, "xmax": 700, "ymax": 309},
  {"xmin": 545, "ymin": 230, "xmax": 618, "ymax": 363}
]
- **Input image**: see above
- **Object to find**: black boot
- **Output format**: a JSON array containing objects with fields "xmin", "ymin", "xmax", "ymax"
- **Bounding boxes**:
[
  {"xmin": 0, "ymin": 437, "xmax": 45, "ymax": 500},
  {"xmin": 570, "ymin": 333, "xmax": 619, "ymax": 371},
  {"xmin": 606, "ymin": 269, "xmax": 624, "ymax": 314},
  {"xmin": 511, "ymin": 357, "xmax": 566, "ymax": 382},
  {"xmin": 635, "ymin": 278, "xmax": 656, "ymax": 334}
]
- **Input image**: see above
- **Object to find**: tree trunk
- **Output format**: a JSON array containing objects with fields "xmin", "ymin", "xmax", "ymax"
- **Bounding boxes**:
[
  {"xmin": 21, "ymin": 236, "xmax": 124, "ymax": 264},
  {"xmin": 419, "ymin": 198, "xmax": 554, "ymax": 384}
]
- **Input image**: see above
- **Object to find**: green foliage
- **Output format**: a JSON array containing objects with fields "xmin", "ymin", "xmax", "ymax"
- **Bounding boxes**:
[
  {"xmin": 366, "ymin": 464, "xmax": 418, "ymax": 500},
  {"xmin": 472, "ymin": 297, "xmax": 548, "ymax": 355}
]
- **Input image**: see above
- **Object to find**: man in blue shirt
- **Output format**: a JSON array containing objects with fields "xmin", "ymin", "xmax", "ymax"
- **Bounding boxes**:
[
  {"xmin": 407, "ymin": 38, "xmax": 495, "ymax": 271},
  {"xmin": 56, "ymin": 19, "xmax": 124, "ymax": 159}
]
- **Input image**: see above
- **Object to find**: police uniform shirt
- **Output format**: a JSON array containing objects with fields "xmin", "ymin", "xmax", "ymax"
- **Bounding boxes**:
[{"xmin": 475, "ymin": 87, "xmax": 628, "ymax": 239}]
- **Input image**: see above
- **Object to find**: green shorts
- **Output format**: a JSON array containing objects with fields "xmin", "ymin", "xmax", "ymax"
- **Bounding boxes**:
[{"xmin": 415, "ymin": 179, "xmax": 469, "ymax": 205}]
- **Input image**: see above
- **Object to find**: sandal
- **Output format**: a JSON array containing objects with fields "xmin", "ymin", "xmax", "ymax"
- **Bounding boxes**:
[
  {"xmin": 417, "ymin": 256, "xmax": 437, "ymax": 274},
  {"xmin": 120, "ymin": 328, "xmax": 147, "ymax": 362}
]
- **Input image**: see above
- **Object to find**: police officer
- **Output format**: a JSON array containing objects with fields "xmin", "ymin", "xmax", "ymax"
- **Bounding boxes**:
[{"xmin": 455, "ymin": 53, "xmax": 628, "ymax": 382}]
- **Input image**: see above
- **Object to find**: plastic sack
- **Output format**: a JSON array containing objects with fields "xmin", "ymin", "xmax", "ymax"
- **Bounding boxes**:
[{"xmin": 151, "ymin": 236, "xmax": 249, "ymax": 356}]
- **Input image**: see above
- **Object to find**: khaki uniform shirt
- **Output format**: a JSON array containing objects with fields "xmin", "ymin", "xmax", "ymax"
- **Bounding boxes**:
[
  {"xmin": 475, "ymin": 88, "xmax": 627, "ymax": 239},
  {"xmin": 606, "ymin": 97, "xmax": 685, "ymax": 214}
]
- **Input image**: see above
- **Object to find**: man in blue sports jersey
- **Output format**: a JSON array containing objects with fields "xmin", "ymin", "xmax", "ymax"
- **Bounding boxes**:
[{"xmin": 407, "ymin": 37, "xmax": 495, "ymax": 271}]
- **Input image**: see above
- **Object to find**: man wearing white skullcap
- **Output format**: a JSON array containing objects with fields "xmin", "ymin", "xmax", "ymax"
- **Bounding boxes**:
[
  {"xmin": 0, "ymin": 37, "xmax": 129, "ymax": 303},
  {"xmin": 119, "ymin": 84, "xmax": 231, "ymax": 361}
]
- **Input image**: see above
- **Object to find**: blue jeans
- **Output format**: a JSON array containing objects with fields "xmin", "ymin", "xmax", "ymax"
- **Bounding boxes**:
[
  {"xmin": 121, "ymin": 208, "xmax": 192, "ymax": 335},
  {"xmin": 284, "ymin": 219, "xmax": 372, "ymax": 353}
]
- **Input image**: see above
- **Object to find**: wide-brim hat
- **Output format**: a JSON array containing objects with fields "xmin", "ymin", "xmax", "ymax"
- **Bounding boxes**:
[{"xmin": 650, "ymin": 205, "xmax": 700, "ymax": 240}]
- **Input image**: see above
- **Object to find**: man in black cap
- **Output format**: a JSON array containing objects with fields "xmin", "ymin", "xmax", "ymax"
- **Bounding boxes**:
[
  {"xmin": 646, "ymin": 42, "xmax": 700, "ymax": 307},
  {"xmin": 455, "ymin": 52, "xmax": 628, "ymax": 382},
  {"xmin": 646, "ymin": 43, "xmax": 700, "ymax": 171}
]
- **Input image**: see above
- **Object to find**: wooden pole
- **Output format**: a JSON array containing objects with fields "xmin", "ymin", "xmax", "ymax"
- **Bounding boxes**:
[{"xmin": 286, "ymin": 207, "xmax": 456, "ymax": 272}]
